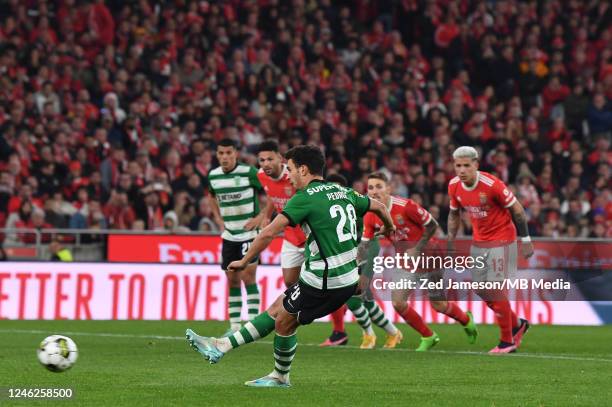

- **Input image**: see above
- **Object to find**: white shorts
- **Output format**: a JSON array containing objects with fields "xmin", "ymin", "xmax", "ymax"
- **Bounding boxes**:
[
  {"xmin": 281, "ymin": 240, "xmax": 305, "ymax": 269},
  {"xmin": 470, "ymin": 243, "xmax": 518, "ymax": 283}
]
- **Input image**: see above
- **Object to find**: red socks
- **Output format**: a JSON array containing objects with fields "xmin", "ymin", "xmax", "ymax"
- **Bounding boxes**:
[
  {"xmin": 486, "ymin": 300, "xmax": 516, "ymax": 343},
  {"xmin": 399, "ymin": 306, "xmax": 433, "ymax": 337},
  {"xmin": 511, "ymin": 308, "xmax": 519, "ymax": 328},
  {"xmin": 330, "ymin": 305, "xmax": 347, "ymax": 333},
  {"xmin": 443, "ymin": 301, "xmax": 470, "ymax": 325}
]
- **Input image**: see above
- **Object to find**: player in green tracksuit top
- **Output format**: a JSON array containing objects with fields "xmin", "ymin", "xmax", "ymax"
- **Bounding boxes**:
[{"xmin": 186, "ymin": 145, "xmax": 395, "ymax": 388}]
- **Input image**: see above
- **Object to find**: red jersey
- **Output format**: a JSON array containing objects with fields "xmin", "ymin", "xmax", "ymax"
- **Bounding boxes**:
[
  {"xmin": 448, "ymin": 171, "xmax": 517, "ymax": 243},
  {"xmin": 257, "ymin": 165, "xmax": 306, "ymax": 247},
  {"xmin": 362, "ymin": 195, "xmax": 433, "ymax": 244}
]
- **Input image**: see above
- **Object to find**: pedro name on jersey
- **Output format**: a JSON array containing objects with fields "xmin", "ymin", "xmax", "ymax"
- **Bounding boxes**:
[{"xmin": 281, "ymin": 180, "xmax": 370, "ymax": 290}]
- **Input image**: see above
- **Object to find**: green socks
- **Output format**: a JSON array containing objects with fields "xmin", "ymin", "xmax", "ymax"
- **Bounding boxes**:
[
  {"xmin": 347, "ymin": 296, "xmax": 374, "ymax": 335},
  {"xmin": 364, "ymin": 300, "xmax": 397, "ymax": 335},
  {"xmin": 228, "ymin": 287, "xmax": 242, "ymax": 330},
  {"xmin": 245, "ymin": 283, "xmax": 260, "ymax": 320},
  {"xmin": 228, "ymin": 311, "xmax": 276, "ymax": 349},
  {"xmin": 273, "ymin": 333, "xmax": 297, "ymax": 379}
]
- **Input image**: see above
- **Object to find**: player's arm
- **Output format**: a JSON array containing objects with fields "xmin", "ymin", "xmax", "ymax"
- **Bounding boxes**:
[
  {"xmin": 244, "ymin": 191, "xmax": 268, "ymax": 231},
  {"xmin": 493, "ymin": 179, "xmax": 534, "ymax": 258},
  {"xmin": 229, "ymin": 190, "xmax": 307, "ymax": 272},
  {"xmin": 355, "ymin": 197, "xmax": 394, "ymax": 288},
  {"xmin": 259, "ymin": 197, "xmax": 275, "ymax": 228},
  {"xmin": 356, "ymin": 208, "xmax": 386, "ymax": 297},
  {"xmin": 353, "ymin": 192, "xmax": 394, "ymax": 262},
  {"xmin": 447, "ymin": 183, "xmax": 461, "ymax": 253},
  {"xmin": 356, "ymin": 236, "xmax": 378, "ymax": 298},
  {"xmin": 357, "ymin": 239, "xmax": 372, "ymax": 267},
  {"xmin": 244, "ymin": 168, "xmax": 267, "ymax": 231},
  {"xmin": 405, "ymin": 202, "xmax": 438, "ymax": 255},
  {"xmin": 447, "ymin": 208, "xmax": 460, "ymax": 253},
  {"xmin": 357, "ymin": 212, "xmax": 375, "ymax": 266},
  {"xmin": 368, "ymin": 198, "xmax": 396, "ymax": 238},
  {"xmin": 207, "ymin": 194, "xmax": 224, "ymax": 232},
  {"xmin": 508, "ymin": 200, "xmax": 534, "ymax": 259},
  {"xmin": 228, "ymin": 214, "xmax": 290, "ymax": 272},
  {"xmin": 413, "ymin": 217, "xmax": 438, "ymax": 255}
]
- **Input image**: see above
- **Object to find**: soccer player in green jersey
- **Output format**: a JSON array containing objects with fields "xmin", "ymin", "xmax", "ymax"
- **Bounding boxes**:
[
  {"xmin": 207, "ymin": 139, "xmax": 266, "ymax": 333},
  {"xmin": 186, "ymin": 145, "xmax": 396, "ymax": 387}
]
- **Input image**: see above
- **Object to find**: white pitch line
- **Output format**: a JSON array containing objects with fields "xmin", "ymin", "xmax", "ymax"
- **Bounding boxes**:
[
  {"xmin": 0, "ymin": 329, "xmax": 182, "ymax": 341},
  {"xmin": 1, "ymin": 329, "xmax": 611, "ymax": 364}
]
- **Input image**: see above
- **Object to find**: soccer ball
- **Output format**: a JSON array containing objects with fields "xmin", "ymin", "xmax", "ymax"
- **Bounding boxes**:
[{"xmin": 37, "ymin": 335, "xmax": 78, "ymax": 372}]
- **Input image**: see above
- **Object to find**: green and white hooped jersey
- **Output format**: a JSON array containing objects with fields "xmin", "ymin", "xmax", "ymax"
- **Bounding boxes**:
[
  {"xmin": 281, "ymin": 179, "xmax": 370, "ymax": 290},
  {"xmin": 208, "ymin": 163, "xmax": 263, "ymax": 242}
]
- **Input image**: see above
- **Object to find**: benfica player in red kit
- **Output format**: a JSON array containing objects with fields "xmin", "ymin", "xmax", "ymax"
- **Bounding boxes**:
[
  {"xmin": 258, "ymin": 142, "xmax": 353, "ymax": 346},
  {"xmin": 362, "ymin": 172, "xmax": 477, "ymax": 350},
  {"xmin": 256, "ymin": 141, "xmax": 306, "ymax": 286},
  {"xmin": 448, "ymin": 146, "xmax": 533, "ymax": 354}
]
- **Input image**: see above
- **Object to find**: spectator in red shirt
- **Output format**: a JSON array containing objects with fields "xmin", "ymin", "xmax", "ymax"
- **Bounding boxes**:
[
  {"xmin": 14, "ymin": 207, "xmax": 53, "ymax": 244},
  {"xmin": 103, "ymin": 189, "xmax": 135, "ymax": 230},
  {"xmin": 542, "ymin": 76, "xmax": 570, "ymax": 118}
]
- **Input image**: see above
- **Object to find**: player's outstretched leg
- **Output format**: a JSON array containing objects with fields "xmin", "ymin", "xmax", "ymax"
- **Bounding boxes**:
[
  {"xmin": 244, "ymin": 291, "xmax": 302, "ymax": 388},
  {"xmin": 186, "ymin": 329, "xmax": 225, "ymax": 364},
  {"xmin": 363, "ymin": 300, "xmax": 403, "ymax": 348},
  {"xmin": 187, "ymin": 292, "xmax": 300, "ymax": 387},
  {"xmin": 186, "ymin": 311, "xmax": 276, "ymax": 363},
  {"xmin": 320, "ymin": 305, "xmax": 348, "ymax": 347},
  {"xmin": 431, "ymin": 301, "xmax": 478, "ymax": 344},
  {"xmin": 346, "ymin": 296, "xmax": 376, "ymax": 349}
]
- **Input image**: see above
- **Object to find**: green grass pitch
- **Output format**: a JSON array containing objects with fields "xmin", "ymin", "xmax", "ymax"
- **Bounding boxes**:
[{"xmin": 1, "ymin": 320, "xmax": 611, "ymax": 406}]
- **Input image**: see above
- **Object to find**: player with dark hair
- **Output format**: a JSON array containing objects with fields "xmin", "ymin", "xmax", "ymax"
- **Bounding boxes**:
[
  {"xmin": 256, "ymin": 140, "xmax": 306, "ymax": 286},
  {"xmin": 207, "ymin": 138, "xmax": 264, "ymax": 334},
  {"xmin": 186, "ymin": 145, "xmax": 396, "ymax": 387}
]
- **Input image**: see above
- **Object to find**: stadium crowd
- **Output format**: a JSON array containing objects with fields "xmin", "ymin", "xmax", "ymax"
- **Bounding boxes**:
[{"xmin": 0, "ymin": 0, "xmax": 610, "ymax": 244}]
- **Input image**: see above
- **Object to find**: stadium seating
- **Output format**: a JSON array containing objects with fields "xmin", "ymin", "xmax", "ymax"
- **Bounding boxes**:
[{"xmin": 0, "ymin": 0, "xmax": 610, "ymax": 242}]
